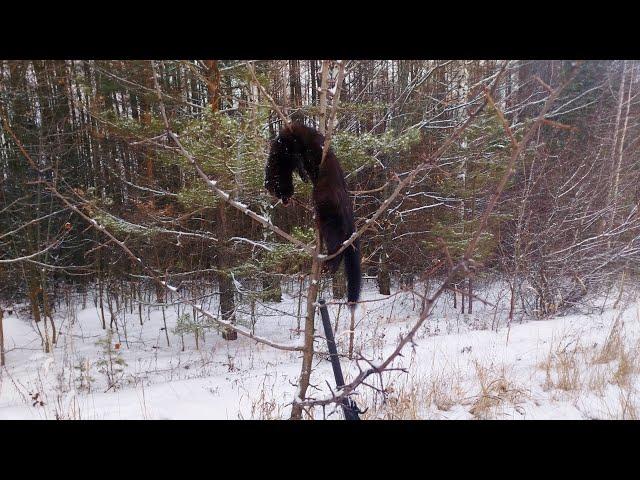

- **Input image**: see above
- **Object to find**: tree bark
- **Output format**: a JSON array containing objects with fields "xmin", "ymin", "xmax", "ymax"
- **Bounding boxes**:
[
  {"xmin": 378, "ymin": 251, "xmax": 391, "ymax": 295},
  {"xmin": 290, "ymin": 230, "xmax": 321, "ymax": 420},
  {"xmin": 609, "ymin": 61, "xmax": 631, "ymax": 228},
  {"xmin": 289, "ymin": 60, "xmax": 303, "ymax": 123},
  {"xmin": 0, "ymin": 307, "xmax": 5, "ymax": 366},
  {"xmin": 218, "ymin": 271, "xmax": 237, "ymax": 341},
  {"xmin": 204, "ymin": 60, "xmax": 221, "ymax": 112}
]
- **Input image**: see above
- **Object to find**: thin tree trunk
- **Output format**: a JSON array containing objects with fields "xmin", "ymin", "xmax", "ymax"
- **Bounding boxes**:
[
  {"xmin": 318, "ymin": 61, "xmax": 330, "ymax": 134},
  {"xmin": 218, "ymin": 271, "xmax": 237, "ymax": 340},
  {"xmin": 310, "ymin": 60, "xmax": 318, "ymax": 111},
  {"xmin": 290, "ymin": 233, "xmax": 321, "ymax": 420},
  {"xmin": 204, "ymin": 60, "xmax": 221, "ymax": 112},
  {"xmin": 348, "ymin": 307, "xmax": 356, "ymax": 360},
  {"xmin": 296, "ymin": 275, "xmax": 304, "ymax": 331},
  {"xmin": 610, "ymin": 61, "xmax": 632, "ymax": 227},
  {"xmin": 41, "ymin": 280, "xmax": 56, "ymax": 347},
  {"xmin": 289, "ymin": 60, "xmax": 303, "ymax": 123},
  {"xmin": 161, "ymin": 306, "xmax": 170, "ymax": 347},
  {"xmin": 98, "ymin": 272, "xmax": 106, "ymax": 330},
  {"xmin": 378, "ymin": 263, "xmax": 391, "ymax": 295},
  {"xmin": 0, "ymin": 307, "xmax": 5, "ymax": 366}
]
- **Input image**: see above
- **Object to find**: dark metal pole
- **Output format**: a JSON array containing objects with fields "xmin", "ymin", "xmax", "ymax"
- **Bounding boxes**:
[{"xmin": 318, "ymin": 299, "xmax": 360, "ymax": 420}]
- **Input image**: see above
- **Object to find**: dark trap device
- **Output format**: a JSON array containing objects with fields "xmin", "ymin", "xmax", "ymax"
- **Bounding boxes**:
[{"xmin": 318, "ymin": 299, "xmax": 362, "ymax": 420}]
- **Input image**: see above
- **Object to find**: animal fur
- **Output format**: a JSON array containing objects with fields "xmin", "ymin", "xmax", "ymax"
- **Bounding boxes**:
[{"xmin": 265, "ymin": 123, "xmax": 362, "ymax": 307}]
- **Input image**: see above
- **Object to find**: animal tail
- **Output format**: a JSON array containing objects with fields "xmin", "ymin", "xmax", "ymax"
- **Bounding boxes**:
[{"xmin": 344, "ymin": 239, "xmax": 362, "ymax": 311}]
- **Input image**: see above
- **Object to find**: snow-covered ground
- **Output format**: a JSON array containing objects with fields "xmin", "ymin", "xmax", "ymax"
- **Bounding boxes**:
[{"xmin": 1, "ymin": 279, "xmax": 639, "ymax": 419}]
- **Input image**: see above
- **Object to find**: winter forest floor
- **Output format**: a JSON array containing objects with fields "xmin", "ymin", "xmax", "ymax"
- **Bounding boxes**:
[{"xmin": 1, "ymin": 279, "xmax": 640, "ymax": 420}]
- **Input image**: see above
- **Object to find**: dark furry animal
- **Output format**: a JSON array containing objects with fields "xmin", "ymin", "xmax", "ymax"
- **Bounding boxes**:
[{"xmin": 265, "ymin": 123, "xmax": 361, "ymax": 307}]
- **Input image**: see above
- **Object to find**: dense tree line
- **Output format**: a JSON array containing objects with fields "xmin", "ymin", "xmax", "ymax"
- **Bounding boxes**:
[{"xmin": 1, "ymin": 60, "xmax": 639, "ymax": 360}]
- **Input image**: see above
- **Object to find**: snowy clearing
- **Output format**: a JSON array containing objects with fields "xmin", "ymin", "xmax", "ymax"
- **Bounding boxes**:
[{"xmin": 1, "ymin": 281, "xmax": 639, "ymax": 420}]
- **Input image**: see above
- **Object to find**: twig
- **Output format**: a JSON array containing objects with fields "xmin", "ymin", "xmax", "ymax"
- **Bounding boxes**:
[
  {"xmin": 321, "ymin": 60, "xmax": 346, "ymax": 165},
  {"xmin": 293, "ymin": 62, "xmax": 583, "ymax": 410},
  {"xmin": 1, "ymin": 108, "xmax": 303, "ymax": 353},
  {"xmin": 246, "ymin": 61, "xmax": 290, "ymax": 126},
  {"xmin": 323, "ymin": 62, "xmax": 511, "ymax": 264},
  {"xmin": 151, "ymin": 61, "xmax": 316, "ymax": 258}
]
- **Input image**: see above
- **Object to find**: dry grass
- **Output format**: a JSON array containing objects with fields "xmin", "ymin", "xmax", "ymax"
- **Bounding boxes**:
[
  {"xmin": 380, "ymin": 383, "xmax": 421, "ymax": 419},
  {"xmin": 534, "ymin": 310, "xmax": 640, "ymax": 419},
  {"xmin": 617, "ymin": 388, "xmax": 638, "ymax": 420},
  {"xmin": 465, "ymin": 361, "xmax": 528, "ymax": 419},
  {"xmin": 538, "ymin": 335, "xmax": 582, "ymax": 392},
  {"xmin": 589, "ymin": 314, "xmax": 640, "ymax": 388},
  {"xmin": 360, "ymin": 358, "xmax": 530, "ymax": 420},
  {"xmin": 360, "ymin": 366, "xmax": 468, "ymax": 420},
  {"xmin": 363, "ymin": 304, "xmax": 640, "ymax": 420},
  {"xmin": 428, "ymin": 372, "xmax": 463, "ymax": 412},
  {"xmin": 593, "ymin": 312, "xmax": 625, "ymax": 365},
  {"xmin": 246, "ymin": 375, "xmax": 287, "ymax": 420}
]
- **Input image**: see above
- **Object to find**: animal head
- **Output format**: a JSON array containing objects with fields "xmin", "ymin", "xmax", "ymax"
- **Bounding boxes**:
[{"xmin": 265, "ymin": 124, "xmax": 319, "ymax": 205}]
